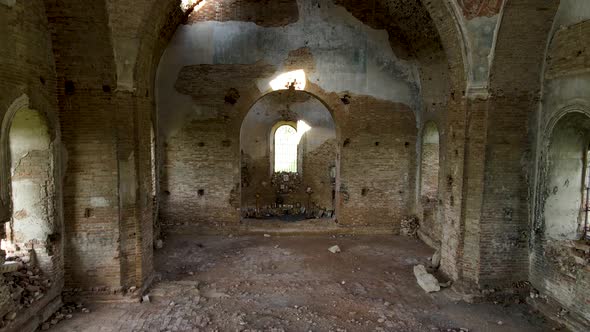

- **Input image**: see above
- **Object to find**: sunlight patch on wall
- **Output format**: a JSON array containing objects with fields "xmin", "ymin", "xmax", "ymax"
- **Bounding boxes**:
[
  {"xmin": 181, "ymin": 0, "xmax": 207, "ymax": 12},
  {"xmin": 270, "ymin": 70, "xmax": 306, "ymax": 91}
]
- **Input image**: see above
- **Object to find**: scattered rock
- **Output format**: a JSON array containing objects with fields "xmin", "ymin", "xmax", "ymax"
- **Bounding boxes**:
[
  {"xmin": 155, "ymin": 239, "xmax": 164, "ymax": 249},
  {"xmin": 413, "ymin": 264, "xmax": 440, "ymax": 293},
  {"xmin": 430, "ymin": 249, "xmax": 441, "ymax": 269},
  {"xmin": 4, "ymin": 312, "xmax": 16, "ymax": 321},
  {"xmin": 400, "ymin": 216, "xmax": 419, "ymax": 237},
  {"xmin": 328, "ymin": 245, "xmax": 341, "ymax": 254},
  {"xmin": 142, "ymin": 295, "xmax": 151, "ymax": 303},
  {"xmin": 264, "ymin": 234, "xmax": 271, "ymax": 238}
]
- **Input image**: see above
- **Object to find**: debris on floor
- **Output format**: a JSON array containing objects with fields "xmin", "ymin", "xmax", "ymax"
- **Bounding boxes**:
[
  {"xmin": 1, "ymin": 255, "xmax": 53, "ymax": 327},
  {"xmin": 40, "ymin": 302, "xmax": 87, "ymax": 330},
  {"xmin": 400, "ymin": 215, "xmax": 419, "ymax": 237},
  {"xmin": 413, "ymin": 264, "xmax": 441, "ymax": 293},
  {"xmin": 430, "ymin": 248, "xmax": 441, "ymax": 269},
  {"xmin": 49, "ymin": 235, "xmax": 562, "ymax": 332},
  {"xmin": 328, "ymin": 245, "xmax": 341, "ymax": 253}
]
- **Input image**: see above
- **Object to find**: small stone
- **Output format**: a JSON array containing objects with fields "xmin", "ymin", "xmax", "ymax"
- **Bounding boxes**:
[
  {"xmin": 430, "ymin": 249, "xmax": 441, "ymax": 269},
  {"xmin": 264, "ymin": 234, "xmax": 271, "ymax": 238},
  {"xmin": 42, "ymin": 323, "xmax": 50, "ymax": 330},
  {"xmin": 4, "ymin": 312, "xmax": 16, "ymax": 321},
  {"xmin": 413, "ymin": 264, "xmax": 440, "ymax": 293},
  {"xmin": 142, "ymin": 295, "xmax": 150, "ymax": 303},
  {"xmin": 328, "ymin": 245, "xmax": 341, "ymax": 254},
  {"xmin": 155, "ymin": 239, "xmax": 163, "ymax": 249}
]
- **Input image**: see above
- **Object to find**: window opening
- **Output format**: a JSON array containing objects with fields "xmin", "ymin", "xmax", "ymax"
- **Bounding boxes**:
[{"xmin": 274, "ymin": 125, "xmax": 298, "ymax": 173}]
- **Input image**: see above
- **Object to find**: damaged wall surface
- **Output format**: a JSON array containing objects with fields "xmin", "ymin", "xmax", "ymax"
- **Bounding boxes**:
[
  {"xmin": 158, "ymin": 0, "xmax": 420, "ymax": 230},
  {"xmin": 240, "ymin": 91, "xmax": 337, "ymax": 217}
]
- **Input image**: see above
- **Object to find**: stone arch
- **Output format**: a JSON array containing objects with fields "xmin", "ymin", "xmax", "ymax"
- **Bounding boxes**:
[
  {"xmin": 240, "ymin": 90, "xmax": 339, "ymax": 221},
  {"xmin": 541, "ymin": 106, "xmax": 590, "ymax": 240},
  {"xmin": 0, "ymin": 94, "xmax": 61, "ymax": 278}
]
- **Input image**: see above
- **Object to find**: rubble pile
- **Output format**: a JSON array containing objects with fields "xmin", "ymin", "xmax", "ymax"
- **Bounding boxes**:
[
  {"xmin": 241, "ymin": 204, "xmax": 334, "ymax": 220},
  {"xmin": 545, "ymin": 240, "xmax": 590, "ymax": 277},
  {"xmin": 40, "ymin": 302, "xmax": 88, "ymax": 330},
  {"xmin": 400, "ymin": 216, "xmax": 419, "ymax": 237},
  {"xmin": 1, "ymin": 257, "xmax": 52, "ymax": 327},
  {"xmin": 271, "ymin": 172, "xmax": 302, "ymax": 194}
]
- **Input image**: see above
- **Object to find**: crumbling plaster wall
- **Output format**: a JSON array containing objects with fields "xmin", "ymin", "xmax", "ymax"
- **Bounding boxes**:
[
  {"xmin": 158, "ymin": 0, "xmax": 421, "ymax": 230},
  {"xmin": 529, "ymin": 2, "xmax": 590, "ymax": 329},
  {"xmin": 0, "ymin": 0, "xmax": 65, "ymax": 329},
  {"xmin": 7, "ymin": 109, "xmax": 55, "ymax": 266},
  {"xmin": 240, "ymin": 91, "xmax": 337, "ymax": 212}
]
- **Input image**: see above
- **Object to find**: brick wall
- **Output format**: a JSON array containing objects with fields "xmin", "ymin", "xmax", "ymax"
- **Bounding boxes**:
[
  {"xmin": 339, "ymin": 97, "xmax": 416, "ymax": 228},
  {"xmin": 530, "ymin": 17, "xmax": 590, "ymax": 329},
  {"xmin": 45, "ymin": 0, "xmax": 122, "ymax": 288}
]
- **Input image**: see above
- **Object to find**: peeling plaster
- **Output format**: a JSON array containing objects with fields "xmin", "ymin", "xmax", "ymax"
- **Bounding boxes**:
[{"xmin": 157, "ymin": 0, "xmax": 420, "ymax": 138}]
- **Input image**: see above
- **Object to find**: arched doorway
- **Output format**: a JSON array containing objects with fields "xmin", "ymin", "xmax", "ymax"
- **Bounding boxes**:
[
  {"xmin": 240, "ymin": 90, "xmax": 338, "ymax": 222},
  {"xmin": 1, "ymin": 106, "xmax": 57, "ymax": 273},
  {"xmin": 544, "ymin": 111, "xmax": 590, "ymax": 240}
]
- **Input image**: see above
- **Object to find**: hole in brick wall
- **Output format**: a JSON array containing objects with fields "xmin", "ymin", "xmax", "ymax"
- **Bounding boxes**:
[
  {"xmin": 198, "ymin": 189, "xmax": 205, "ymax": 196},
  {"xmin": 224, "ymin": 88, "xmax": 240, "ymax": 105},
  {"xmin": 145, "ymin": 89, "xmax": 149, "ymax": 98},
  {"xmin": 375, "ymin": 142, "xmax": 380, "ymax": 146},
  {"xmin": 65, "ymin": 80, "xmax": 75, "ymax": 95},
  {"xmin": 198, "ymin": 142, "xmax": 205, "ymax": 147},
  {"xmin": 222, "ymin": 140, "xmax": 231, "ymax": 147},
  {"xmin": 361, "ymin": 188, "xmax": 369, "ymax": 196},
  {"xmin": 405, "ymin": 142, "xmax": 410, "ymax": 148},
  {"xmin": 343, "ymin": 138, "xmax": 351, "ymax": 147},
  {"xmin": 164, "ymin": 190, "xmax": 171, "ymax": 195},
  {"xmin": 341, "ymin": 94, "xmax": 351, "ymax": 105},
  {"xmin": 39, "ymin": 76, "xmax": 45, "ymax": 85},
  {"xmin": 102, "ymin": 85, "xmax": 111, "ymax": 93},
  {"xmin": 84, "ymin": 208, "xmax": 92, "ymax": 218}
]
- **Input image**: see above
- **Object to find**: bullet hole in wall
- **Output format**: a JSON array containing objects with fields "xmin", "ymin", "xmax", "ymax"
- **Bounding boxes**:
[
  {"xmin": 198, "ymin": 142, "xmax": 205, "ymax": 147},
  {"xmin": 65, "ymin": 80, "xmax": 75, "ymax": 95},
  {"xmin": 405, "ymin": 142, "xmax": 410, "ymax": 148},
  {"xmin": 375, "ymin": 142, "xmax": 380, "ymax": 146},
  {"xmin": 224, "ymin": 88, "xmax": 240, "ymax": 105},
  {"xmin": 198, "ymin": 189, "xmax": 205, "ymax": 196},
  {"xmin": 361, "ymin": 188, "xmax": 369, "ymax": 196},
  {"xmin": 222, "ymin": 140, "xmax": 231, "ymax": 147},
  {"xmin": 341, "ymin": 94, "xmax": 351, "ymax": 105},
  {"xmin": 39, "ymin": 76, "xmax": 45, "ymax": 85},
  {"xmin": 343, "ymin": 138, "xmax": 350, "ymax": 147},
  {"xmin": 102, "ymin": 85, "xmax": 111, "ymax": 93},
  {"xmin": 84, "ymin": 208, "xmax": 92, "ymax": 218}
]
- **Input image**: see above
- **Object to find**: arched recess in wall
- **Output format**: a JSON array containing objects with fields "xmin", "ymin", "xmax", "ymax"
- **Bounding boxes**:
[
  {"xmin": 240, "ymin": 90, "xmax": 338, "ymax": 221},
  {"xmin": 543, "ymin": 109, "xmax": 590, "ymax": 240},
  {"xmin": 419, "ymin": 121, "xmax": 441, "ymax": 245},
  {"xmin": 0, "ymin": 94, "xmax": 61, "ymax": 280}
]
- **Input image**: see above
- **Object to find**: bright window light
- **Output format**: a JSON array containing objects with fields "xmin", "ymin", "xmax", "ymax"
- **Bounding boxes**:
[
  {"xmin": 181, "ymin": 0, "xmax": 207, "ymax": 12},
  {"xmin": 275, "ymin": 125, "xmax": 298, "ymax": 173},
  {"xmin": 274, "ymin": 121, "xmax": 311, "ymax": 173},
  {"xmin": 269, "ymin": 70, "xmax": 306, "ymax": 91}
]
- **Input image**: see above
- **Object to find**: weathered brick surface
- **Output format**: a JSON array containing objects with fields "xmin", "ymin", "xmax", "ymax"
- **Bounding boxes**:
[
  {"xmin": 188, "ymin": 0, "xmax": 299, "ymax": 27},
  {"xmin": 530, "ymin": 17, "xmax": 590, "ymax": 330},
  {"xmin": 45, "ymin": 0, "xmax": 122, "ymax": 288}
]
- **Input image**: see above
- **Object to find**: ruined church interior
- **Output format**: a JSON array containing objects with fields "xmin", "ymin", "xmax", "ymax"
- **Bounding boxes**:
[{"xmin": 1, "ymin": 0, "xmax": 590, "ymax": 331}]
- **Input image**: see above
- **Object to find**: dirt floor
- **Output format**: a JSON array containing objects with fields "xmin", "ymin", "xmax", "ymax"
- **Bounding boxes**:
[{"xmin": 49, "ymin": 235, "xmax": 560, "ymax": 332}]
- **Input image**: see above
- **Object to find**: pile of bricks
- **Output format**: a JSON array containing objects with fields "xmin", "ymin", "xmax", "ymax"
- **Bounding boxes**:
[
  {"xmin": 1, "ymin": 258, "xmax": 51, "ymax": 326},
  {"xmin": 400, "ymin": 216, "xmax": 420, "ymax": 237}
]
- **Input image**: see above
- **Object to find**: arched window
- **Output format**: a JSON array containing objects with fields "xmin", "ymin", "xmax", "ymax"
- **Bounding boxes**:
[{"xmin": 274, "ymin": 125, "xmax": 298, "ymax": 173}]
